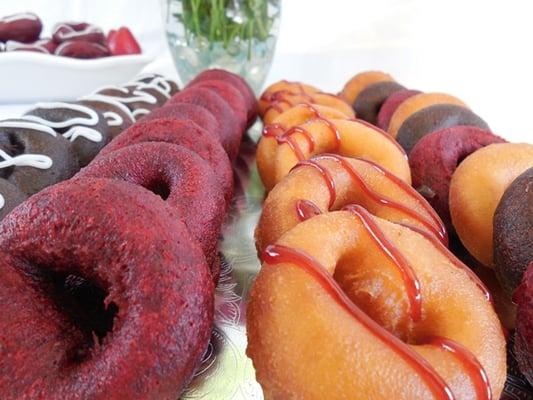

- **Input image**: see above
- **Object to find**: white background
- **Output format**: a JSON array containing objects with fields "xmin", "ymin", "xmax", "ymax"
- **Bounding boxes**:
[{"xmin": 1, "ymin": 0, "xmax": 532, "ymax": 142}]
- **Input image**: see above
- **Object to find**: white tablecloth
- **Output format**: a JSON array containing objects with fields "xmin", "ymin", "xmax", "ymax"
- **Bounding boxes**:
[{"xmin": 1, "ymin": 0, "xmax": 532, "ymax": 143}]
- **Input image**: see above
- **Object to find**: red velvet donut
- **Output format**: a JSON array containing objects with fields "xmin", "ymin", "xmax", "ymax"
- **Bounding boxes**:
[
  {"xmin": 0, "ymin": 178, "xmax": 213, "ymax": 399},
  {"xmin": 167, "ymin": 87, "xmax": 243, "ymax": 159},
  {"xmin": 187, "ymin": 79, "xmax": 248, "ymax": 131},
  {"xmin": 141, "ymin": 103, "xmax": 220, "ymax": 139},
  {"xmin": 97, "ymin": 118, "xmax": 233, "ymax": 204},
  {"xmin": 189, "ymin": 68, "xmax": 257, "ymax": 127},
  {"xmin": 377, "ymin": 89, "xmax": 421, "ymax": 131},
  {"xmin": 78, "ymin": 142, "xmax": 226, "ymax": 279},
  {"xmin": 409, "ymin": 126, "xmax": 506, "ymax": 230}
]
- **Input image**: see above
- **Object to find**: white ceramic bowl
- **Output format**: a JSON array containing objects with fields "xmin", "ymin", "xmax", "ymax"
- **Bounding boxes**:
[{"xmin": 0, "ymin": 51, "xmax": 153, "ymax": 103}]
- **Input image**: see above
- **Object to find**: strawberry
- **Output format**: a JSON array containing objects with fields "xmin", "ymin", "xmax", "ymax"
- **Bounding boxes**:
[{"xmin": 107, "ymin": 27, "xmax": 141, "ymax": 56}]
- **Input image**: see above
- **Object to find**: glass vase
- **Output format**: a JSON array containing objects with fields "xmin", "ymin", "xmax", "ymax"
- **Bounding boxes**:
[{"xmin": 165, "ymin": 0, "xmax": 281, "ymax": 93}]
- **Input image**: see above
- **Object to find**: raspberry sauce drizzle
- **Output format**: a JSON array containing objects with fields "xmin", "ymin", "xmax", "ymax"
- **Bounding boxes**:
[
  {"xmin": 423, "ymin": 337, "xmax": 491, "ymax": 400},
  {"xmin": 262, "ymin": 244, "xmax": 454, "ymax": 400},
  {"xmin": 291, "ymin": 155, "xmax": 447, "ymax": 244},
  {"xmin": 295, "ymin": 199, "xmax": 322, "ymax": 221},
  {"xmin": 398, "ymin": 222, "xmax": 491, "ymax": 304},
  {"xmin": 344, "ymin": 204, "xmax": 422, "ymax": 322}
]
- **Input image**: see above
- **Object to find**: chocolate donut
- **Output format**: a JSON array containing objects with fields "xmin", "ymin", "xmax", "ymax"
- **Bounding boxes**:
[
  {"xmin": 130, "ymin": 73, "xmax": 180, "ymax": 97},
  {"xmin": 0, "ymin": 119, "xmax": 79, "ymax": 195},
  {"xmin": 78, "ymin": 143, "xmax": 226, "ymax": 280},
  {"xmin": 352, "ymin": 81, "xmax": 405, "ymax": 125},
  {"xmin": 54, "ymin": 40, "xmax": 110, "ymax": 59},
  {"xmin": 396, "ymin": 104, "xmax": 489, "ymax": 154},
  {"xmin": 79, "ymin": 94, "xmax": 135, "ymax": 139},
  {"xmin": 141, "ymin": 103, "xmax": 220, "ymax": 137},
  {"xmin": 0, "ymin": 12, "xmax": 42, "ymax": 43},
  {"xmin": 515, "ymin": 262, "xmax": 533, "ymax": 386},
  {"xmin": 98, "ymin": 118, "xmax": 233, "ymax": 203},
  {"xmin": 494, "ymin": 167, "xmax": 533, "ymax": 296},
  {"xmin": 0, "ymin": 177, "xmax": 214, "ymax": 399},
  {"xmin": 52, "ymin": 22, "xmax": 105, "ymax": 44},
  {"xmin": 168, "ymin": 87, "xmax": 243, "ymax": 159},
  {"xmin": 377, "ymin": 89, "xmax": 421, "ymax": 131},
  {"xmin": 409, "ymin": 126, "xmax": 506, "ymax": 231},
  {"xmin": 188, "ymin": 68, "xmax": 257, "ymax": 127},
  {"xmin": 0, "ymin": 178, "xmax": 26, "ymax": 221},
  {"xmin": 95, "ymin": 84, "xmax": 167, "ymax": 121},
  {"xmin": 24, "ymin": 102, "xmax": 110, "ymax": 167}
]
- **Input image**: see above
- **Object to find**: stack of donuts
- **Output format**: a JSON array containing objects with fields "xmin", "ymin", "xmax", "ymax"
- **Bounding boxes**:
[
  {"xmin": 247, "ymin": 72, "xmax": 532, "ymax": 399},
  {"xmin": 0, "ymin": 69, "xmax": 256, "ymax": 399},
  {"xmin": 0, "ymin": 73, "xmax": 178, "ymax": 220}
]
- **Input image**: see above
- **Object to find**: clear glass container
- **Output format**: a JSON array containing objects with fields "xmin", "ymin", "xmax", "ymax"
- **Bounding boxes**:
[{"xmin": 165, "ymin": 0, "xmax": 281, "ymax": 93}]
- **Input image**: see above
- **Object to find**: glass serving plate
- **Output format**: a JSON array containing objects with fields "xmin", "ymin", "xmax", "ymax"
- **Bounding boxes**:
[{"xmin": 180, "ymin": 125, "xmax": 533, "ymax": 400}]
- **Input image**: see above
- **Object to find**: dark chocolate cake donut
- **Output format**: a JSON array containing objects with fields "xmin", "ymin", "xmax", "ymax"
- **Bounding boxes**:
[
  {"xmin": 352, "ymin": 81, "xmax": 405, "ymax": 125},
  {"xmin": 0, "ymin": 119, "xmax": 79, "ymax": 195},
  {"xmin": 0, "ymin": 178, "xmax": 26, "ymax": 221},
  {"xmin": 78, "ymin": 142, "xmax": 226, "ymax": 280},
  {"xmin": 24, "ymin": 102, "xmax": 110, "ymax": 167},
  {"xmin": 98, "ymin": 118, "xmax": 233, "ymax": 203},
  {"xmin": 494, "ymin": 167, "xmax": 533, "ymax": 296},
  {"xmin": 396, "ymin": 104, "xmax": 489, "ymax": 154},
  {"xmin": 95, "ymin": 84, "xmax": 167, "ymax": 120},
  {"xmin": 79, "ymin": 94, "xmax": 135, "ymax": 139},
  {"xmin": 0, "ymin": 177, "xmax": 214, "ymax": 400},
  {"xmin": 130, "ymin": 73, "xmax": 180, "ymax": 97}
]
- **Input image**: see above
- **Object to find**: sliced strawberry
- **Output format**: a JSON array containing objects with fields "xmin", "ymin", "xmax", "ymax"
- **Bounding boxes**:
[{"xmin": 107, "ymin": 27, "xmax": 141, "ymax": 56}]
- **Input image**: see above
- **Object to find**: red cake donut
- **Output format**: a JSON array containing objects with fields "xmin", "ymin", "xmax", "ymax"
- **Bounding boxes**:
[
  {"xmin": 0, "ymin": 178, "xmax": 214, "ymax": 399},
  {"xmin": 377, "ymin": 89, "xmax": 421, "ymax": 131},
  {"xmin": 52, "ymin": 22, "xmax": 105, "ymax": 44},
  {"xmin": 409, "ymin": 126, "xmax": 506, "ymax": 230},
  {"xmin": 187, "ymin": 79, "xmax": 248, "ymax": 131},
  {"xmin": 167, "ymin": 87, "xmax": 243, "ymax": 159},
  {"xmin": 54, "ymin": 40, "xmax": 110, "ymax": 59},
  {"xmin": 0, "ymin": 12, "xmax": 42, "ymax": 43},
  {"xmin": 97, "ymin": 118, "xmax": 233, "ymax": 203},
  {"xmin": 78, "ymin": 142, "xmax": 226, "ymax": 279},
  {"xmin": 141, "ymin": 103, "xmax": 220, "ymax": 137},
  {"xmin": 188, "ymin": 68, "xmax": 257, "ymax": 127}
]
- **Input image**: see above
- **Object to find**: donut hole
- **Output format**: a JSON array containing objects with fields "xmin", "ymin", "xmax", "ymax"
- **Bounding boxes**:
[
  {"xmin": 43, "ymin": 269, "xmax": 118, "ymax": 359},
  {"xmin": 145, "ymin": 177, "xmax": 171, "ymax": 200}
]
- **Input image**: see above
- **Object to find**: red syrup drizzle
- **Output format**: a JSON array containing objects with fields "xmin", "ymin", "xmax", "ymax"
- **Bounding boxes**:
[
  {"xmin": 291, "ymin": 155, "xmax": 448, "ymax": 245},
  {"xmin": 344, "ymin": 204, "xmax": 422, "ymax": 322},
  {"xmin": 261, "ymin": 244, "xmax": 454, "ymax": 400},
  {"xmin": 295, "ymin": 199, "xmax": 322, "ymax": 221},
  {"xmin": 397, "ymin": 222, "xmax": 492, "ymax": 304},
  {"xmin": 422, "ymin": 337, "xmax": 492, "ymax": 400}
]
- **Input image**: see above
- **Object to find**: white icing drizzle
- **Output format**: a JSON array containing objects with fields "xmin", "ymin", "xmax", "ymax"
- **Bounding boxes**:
[
  {"xmin": 5, "ymin": 40, "xmax": 49, "ymax": 53},
  {"xmin": 0, "ymin": 194, "xmax": 5, "ymax": 210},
  {"xmin": 134, "ymin": 82, "xmax": 171, "ymax": 99},
  {"xmin": 53, "ymin": 22, "xmax": 103, "ymax": 41},
  {"xmin": 103, "ymin": 111, "xmax": 122, "ymax": 127},
  {"xmin": 63, "ymin": 126, "xmax": 103, "ymax": 142},
  {"xmin": 0, "ymin": 120, "xmax": 57, "ymax": 137},
  {"xmin": 79, "ymin": 93, "xmax": 135, "ymax": 124},
  {"xmin": 132, "ymin": 108, "xmax": 150, "ymax": 118},
  {"xmin": 0, "ymin": 149, "xmax": 53, "ymax": 170},
  {"xmin": 1, "ymin": 12, "xmax": 39, "ymax": 23},
  {"xmin": 95, "ymin": 85, "xmax": 158, "ymax": 105},
  {"xmin": 130, "ymin": 74, "xmax": 176, "ymax": 96},
  {"xmin": 23, "ymin": 102, "xmax": 103, "ymax": 143}
]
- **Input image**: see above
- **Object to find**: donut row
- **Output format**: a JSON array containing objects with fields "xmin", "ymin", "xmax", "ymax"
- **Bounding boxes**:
[
  {"xmin": 0, "ymin": 68, "xmax": 257, "ymax": 399},
  {"xmin": 0, "ymin": 12, "xmax": 141, "ymax": 58},
  {"xmin": 247, "ymin": 78, "xmax": 512, "ymax": 398},
  {"xmin": 0, "ymin": 73, "xmax": 178, "ymax": 221}
]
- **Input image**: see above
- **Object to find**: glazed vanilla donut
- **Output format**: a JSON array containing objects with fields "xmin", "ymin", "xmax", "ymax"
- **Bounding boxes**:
[
  {"xmin": 258, "ymin": 117, "xmax": 410, "ymax": 191},
  {"xmin": 262, "ymin": 91, "xmax": 354, "ymax": 125},
  {"xmin": 449, "ymin": 143, "xmax": 533, "ymax": 267},
  {"xmin": 247, "ymin": 208, "xmax": 506, "ymax": 400},
  {"xmin": 256, "ymin": 155, "xmax": 446, "ymax": 252},
  {"xmin": 387, "ymin": 93, "xmax": 467, "ymax": 138},
  {"xmin": 258, "ymin": 80, "xmax": 320, "ymax": 116},
  {"xmin": 340, "ymin": 70, "xmax": 394, "ymax": 105}
]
